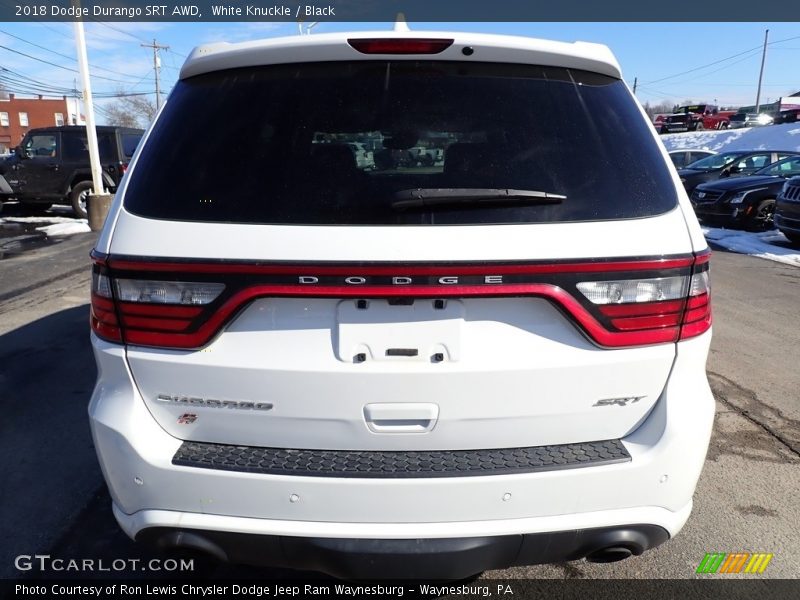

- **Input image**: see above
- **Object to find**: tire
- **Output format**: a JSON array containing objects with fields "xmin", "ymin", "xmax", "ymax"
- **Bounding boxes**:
[
  {"xmin": 70, "ymin": 181, "xmax": 94, "ymax": 219},
  {"xmin": 747, "ymin": 199, "xmax": 776, "ymax": 231}
]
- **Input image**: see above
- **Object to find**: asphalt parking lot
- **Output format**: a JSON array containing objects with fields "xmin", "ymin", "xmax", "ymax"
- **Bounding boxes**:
[{"xmin": 0, "ymin": 229, "xmax": 797, "ymax": 585}]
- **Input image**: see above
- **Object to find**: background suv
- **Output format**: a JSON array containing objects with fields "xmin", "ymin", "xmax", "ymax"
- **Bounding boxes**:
[
  {"xmin": 0, "ymin": 125, "xmax": 143, "ymax": 218},
  {"xmin": 89, "ymin": 30, "xmax": 714, "ymax": 580},
  {"xmin": 775, "ymin": 176, "xmax": 800, "ymax": 245}
]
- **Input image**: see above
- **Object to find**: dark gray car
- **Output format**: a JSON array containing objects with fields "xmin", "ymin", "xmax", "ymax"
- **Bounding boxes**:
[{"xmin": 677, "ymin": 150, "xmax": 799, "ymax": 194}]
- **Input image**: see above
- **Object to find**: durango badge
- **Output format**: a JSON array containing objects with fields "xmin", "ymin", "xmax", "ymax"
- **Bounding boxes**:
[{"xmin": 157, "ymin": 394, "xmax": 273, "ymax": 411}]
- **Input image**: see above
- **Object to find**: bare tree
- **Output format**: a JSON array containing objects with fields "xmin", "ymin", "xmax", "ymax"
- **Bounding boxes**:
[
  {"xmin": 102, "ymin": 92, "xmax": 156, "ymax": 128},
  {"xmin": 642, "ymin": 101, "xmax": 675, "ymax": 119}
]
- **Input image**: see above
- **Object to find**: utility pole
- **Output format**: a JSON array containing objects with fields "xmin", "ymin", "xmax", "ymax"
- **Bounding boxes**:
[
  {"xmin": 632, "ymin": 77, "xmax": 638, "ymax": 96},
  {"xmin": 73, "ymin": 14, "xmax": 103, "ymax": 197},
  {"xmin": 755, "ymin": 29, "xmax": 769, "ymax": 114},
  {"xmin": 141, "ymin": 39, "xmax": 169, "ymax": 110}
]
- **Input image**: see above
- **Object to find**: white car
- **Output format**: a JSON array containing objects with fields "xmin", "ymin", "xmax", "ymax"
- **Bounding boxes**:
[
  {"xmin": 345, "ymin": 142, "xmax": 374, "ymax": 169},
  {"xmin": 728, "ymin": 113, "xmax": 774, "ymax": 129},
  {"xmin": 89, "ymin": 30, "xmax": 714, "ymax": 580}
]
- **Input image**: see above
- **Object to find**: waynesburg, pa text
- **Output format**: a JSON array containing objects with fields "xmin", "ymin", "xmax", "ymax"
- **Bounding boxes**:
[{"xmin": 14, "ymin": 583, "xmax": 513, "ymax": 597}]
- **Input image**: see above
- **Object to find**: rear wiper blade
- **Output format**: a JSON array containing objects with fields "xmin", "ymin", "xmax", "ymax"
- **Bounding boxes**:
[{"xmin": 391, "ymin": 188, "xmax": 567, "ymax": 210}]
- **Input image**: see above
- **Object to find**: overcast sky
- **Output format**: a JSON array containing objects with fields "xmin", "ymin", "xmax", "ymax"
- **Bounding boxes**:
[{"xmin": 0, "ymin": 21, "xmax": 798, "ymax": 122}]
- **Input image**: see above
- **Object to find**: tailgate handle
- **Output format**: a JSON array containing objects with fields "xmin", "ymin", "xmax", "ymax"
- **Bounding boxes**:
[{"xmin": 363, "ymin": 403, "xmax": 439, "ymax": 433}]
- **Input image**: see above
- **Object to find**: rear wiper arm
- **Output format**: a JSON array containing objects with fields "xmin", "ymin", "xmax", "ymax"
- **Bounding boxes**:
[{"xmin": 391, "ymin": 188, "xmax": 566, "ymax": 210}]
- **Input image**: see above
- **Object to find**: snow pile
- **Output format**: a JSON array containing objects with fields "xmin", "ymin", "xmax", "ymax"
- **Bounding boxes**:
[
  {"xmin": 702, "ymin": 226, "xmax": 800, "ymax": 267},
  {"xmin": 660, "ymin": 123, "xmax": 800, "ymax": 152},
  {"xmin": 0, "ymin": 216, "xmax": 84, "ymax": 225},
  {"xmin": 0, "ymin": 215, "xmax": 91, "ymax": 237},
  {"xmin": 35, "ymin": 221, "xmax": 91, "ymax": 237}
]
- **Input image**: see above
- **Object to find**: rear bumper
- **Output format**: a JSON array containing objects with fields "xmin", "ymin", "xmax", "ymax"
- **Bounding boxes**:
[
  {"xmin": 89, "ymin": 332, "xmax": 714, "ymax": 574},
  {"xmin": 131, "ymin": 517, "xmax": 670, "ymax": 579}
]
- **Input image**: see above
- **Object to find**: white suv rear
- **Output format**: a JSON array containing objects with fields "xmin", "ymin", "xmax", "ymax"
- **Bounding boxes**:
[{"xmin": 88, "ymin": 30, "xmax": 714, "ymax": 580}]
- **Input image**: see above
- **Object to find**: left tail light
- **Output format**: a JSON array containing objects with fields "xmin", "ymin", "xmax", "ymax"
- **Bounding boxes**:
[{"xmin": 91, "ymin": 256, "xmax": 225, "ymax": 347}]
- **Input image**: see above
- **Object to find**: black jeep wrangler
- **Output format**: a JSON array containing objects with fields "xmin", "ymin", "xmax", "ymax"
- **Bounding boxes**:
[{"xmin": 0, "ymin": 126, "xmax": 143, "ymax": 218}]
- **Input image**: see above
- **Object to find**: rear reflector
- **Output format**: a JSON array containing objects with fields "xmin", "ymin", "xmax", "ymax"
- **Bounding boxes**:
[{"xmin": 348, "ymin": 38, "xmax": 454, "ymax": 55}]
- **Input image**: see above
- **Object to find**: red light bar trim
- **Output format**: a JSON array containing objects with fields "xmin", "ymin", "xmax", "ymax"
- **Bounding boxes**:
[
  {"xmin": 348, "ymin": 38, "xmax": 454, "ymax": 55},
  {"xmin": 117, "ymin": 302, "xmax": 204, "ymax": 318},
  {"xmin": 93, "ymin": 307, "xmax": 118, "ymax": 326},
  {"xmin": 120, "ymin": 283, "xmax": 680, "ymax": 349},
  {"xmin": 90, "ymin": 291, "xmax": 122, "ymax": 342},
  {"xmin": 679, "ymin": 292, "xmax": 711, "ymax": 339},
  {"xmin": 686, "ymin": 295, "xmax": 709, "ymax": 310},
  {"xmin": 598, "ymin": 299, "xmax": 685, "ymax": 318},
  {"xmin": 107, "ymin": 256, "xmax": 694, "ymax": 276},
  {"xmin": 95, "ymin": 254, "xmax": 705, "ymax": 349},
  {"xmin": 679, "ymin": 311, "xmax": 712, "ymax": 339},
  {"xmin": 121, "ymin": 316, "xmax": 194, "ymax": 332},
  {"xmin": 693, "ymin": 248, "xmax": 712, "ymax": 266},
  {"xmin": 91, "ymin": 316, "xmax": 122, "ymax": 342},
  {"xmin": 92, "ymin": 295, "xmax": 115, "ymax": 312},
  {"xmin": 610, "ymin": 314, "xmax": 682, "ymax": 331}
]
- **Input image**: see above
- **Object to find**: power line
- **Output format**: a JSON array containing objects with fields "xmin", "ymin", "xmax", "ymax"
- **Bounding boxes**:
[
  {"xmin": 91, "ymin": 20, "xmax": 150, "ymax": 45},
  {"xmin": 645, "ymin": 47, "xmax": 763, "ymax": 85},
  {"xmin": 0, "ymin": 44, "xmax": 147, "ymax": 85},
  {"xmin": 35, "ymin": 22, "xmax": 73, "ymax": 41},
  {"xmin": 166, "ymin": 47, "xmax": 188, "ymax": 60},
  {"xmin": 0, "ymin": 66, "xmax": 152, "ymax": 99},
  {"xmin": 644, "ymin": 33, "xmax": 800, "ymax": 87},
  {"xmin": 0, "ymin": 28, "xmax": 148, "ymax": 82},
  {"xmin": 662, "ymin": 51, "xmax": 763, "ymax": 86}
]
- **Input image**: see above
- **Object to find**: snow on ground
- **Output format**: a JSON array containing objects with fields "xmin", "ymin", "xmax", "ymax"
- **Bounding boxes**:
[
  {"xmin": 702, "ymin": 226, "xmax": 800, "ymax": 267},
  {"xmin": 0, "ymin": 216, "xmax": 84, "ymax": 225},
  {"xmin": 0, "ymin": 215, "xmax": 90, "ymax": 238},
  {"xmin": 34, "ymin": 221, "xmax": 90, "ymax": 237},
  {"xmin": 660, "ymin": 122, "xmax": 800, "ymax": 152}
]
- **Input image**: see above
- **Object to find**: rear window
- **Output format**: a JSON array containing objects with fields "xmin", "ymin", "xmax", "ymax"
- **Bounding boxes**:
[
  {"xmin": 124, "ymin": 61, "xmax": 677, "ymax": 225},
  {"xmin": 121, "ymin": 133, "xmax": 142, "ymax": 159},
  {"xmin": 63, "ymin": 132, "xmax": 115, "ymax": 161}
]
